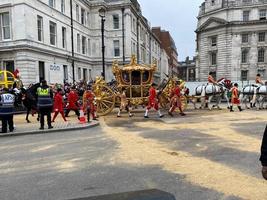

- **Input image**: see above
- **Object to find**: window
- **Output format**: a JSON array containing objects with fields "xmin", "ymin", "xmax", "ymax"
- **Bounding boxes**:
[
  {"xmin": 4, "ymin": 61, "xmax": 14, "ymax": 73},
  {"xmin": 141, "ymin": 47, "xmax": 146, "ymax": 62},
  {"xmin": 49, "ymin": 0, "xmax": 55, "ymax": 8},
  {"xmin": 61, "ymin": 0, "xmax": 65, "ymax": 13},
  {"xmin": 211, "ymin": 36, "xmax": 217, "ymax": 47},
  {"xmin": 49, "ymin": 21, "xmax": 57, "ymax": 45},
  {"xmin": 132, "ymin": 18, "xmax": 136, "ymax": 33},
  {"xmin": 77, "ymin": 34, "xmax": 80, "ymax": 53},
  {"xmin": 1, "ymin": 12, "xmax": 11, "ymax": 40},
  {"xmin": 211, "ymin": 52, "xmax": 217, "ymax": 65},
  {"xmin": 88, "ymin": 39, "xmax": 91, "ymax": 55},
  {"xmin": 113, "ymin": 14, "xmax": 119, "ymax": 29},
  {"xmin": 241, "ymin": 70, "xmax": 248, "ymax": 81},
  {"xmin": 131, "ymin": 41, "xmax": 136, "ymax": 54},
  {"xmin": 37, "ymin": 16, "xmax": 43, "ymax": 42},
  {"xmin": 82, "ymin": 36, "xmax": 86, "ymax": 54},
  {"xmin": 242, "ymin": 0, "xmax": 252, "ymax": 4},
  {"xmin": 81, "ymin": 8, "xmax": 85, "ymax": 25},
  {"xmin": 87, "ymin": 12, "xmax": 90, "ymax": 27},
  {"xmin": 242, "ymin": 34, "xmax": 249, "ymax": 43},
  {"xmin": 243, "ymin": 10, "xmax": 250, "ymax": 21},
  {"xmin": 241, "ymin": 50, "xmax": 248, "ymax": 63},
  {"xmin": 258, "ymin": 49, "xmax": 265, "ymax": 62},
  {"xmin": 78, "ymin": 67, "xmax": 81, "ymax": 80},
  {"xmin": 259, "ymin": 32, "xmax": 266, "ymax": 42},
  {"xmin": 62, "ymin": 27, "xmax": 66, "ymax": 48},
  {"xmin": 63, "ymin": 65, "xmax": 68, "ymax": 81},
  {"xmin": 114, "ymin": 40, "xmax": 120, "ymax": 57},
  {"xmin": 83, "ymin": 68, "xmax": 88, "ymax": 81},
  {"xmin": 76, "ymin": 4, "xmax": 79, "ymax": 22},
  {"xmin": 259, "ymin": 9, "xmax": 266, "ymax": 20}
]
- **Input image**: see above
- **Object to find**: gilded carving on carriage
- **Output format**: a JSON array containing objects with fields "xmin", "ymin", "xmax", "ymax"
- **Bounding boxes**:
[{"xmin": 93, "ymin": 55, "xmax": 188, "ymax": 116}]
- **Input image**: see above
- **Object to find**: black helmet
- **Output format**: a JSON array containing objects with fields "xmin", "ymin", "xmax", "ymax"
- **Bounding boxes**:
[{"xmin": 41, "ymin": 80, "xmax": 47, "ymax": 85}]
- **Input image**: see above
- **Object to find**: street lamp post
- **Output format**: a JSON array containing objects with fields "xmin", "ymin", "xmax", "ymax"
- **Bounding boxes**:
[
  {"xmin": 70, "ymin": 0, "xmax": 75, "ymax": 83},
  {"xmin": 99, "ymin": 7, "xmax": 106, "ymax": 80}
]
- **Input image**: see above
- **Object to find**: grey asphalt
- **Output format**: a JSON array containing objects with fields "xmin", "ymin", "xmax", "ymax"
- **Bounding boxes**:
[{"xmin": 0, "ymin": 108, "xmax": 265, "ymax": 200}]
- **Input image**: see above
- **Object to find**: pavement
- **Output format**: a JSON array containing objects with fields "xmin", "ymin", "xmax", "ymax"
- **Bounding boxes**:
[
  {"xmin": 0, "ymin": 113, "xmax": 99, "ymax": 137},
  {"xmin": 0, "ymin": 105, "xmax": 267, "ymax": 200}
]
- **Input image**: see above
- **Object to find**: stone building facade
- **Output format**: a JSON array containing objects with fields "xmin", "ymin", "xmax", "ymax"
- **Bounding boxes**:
[
  {"xmin": 0, "ymin": 0, "xmax": 168, "ymax": 85},
  {"xmin": 178, "ymin": 57, "xmax": 196, "ymax": 82},
  {"xmin": 152, "ymin": 27, "xmax": 179, "ymax": 77},
  {"xmin": 196, "ymin": 0, "xmax": 267, "ymax": 82}
]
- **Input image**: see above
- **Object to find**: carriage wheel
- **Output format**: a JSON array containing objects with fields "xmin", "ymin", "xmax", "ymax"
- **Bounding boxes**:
[
  {"xmin": 180, "ymin": 95, "xmax": 188, "ymax": 112},
  {"xmin": 159, "ymin": 94, "xmax": 170, "ymax": 110},
  {"xmin": 93, "ymin": 84, "xmax": 115, "ymax": 116}
]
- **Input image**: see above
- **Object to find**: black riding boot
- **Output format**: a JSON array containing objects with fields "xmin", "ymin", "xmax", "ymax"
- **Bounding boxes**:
[
  {"xmin": 238, "ymin": 106, "xmax": 243, "ymax": 112},
  {"xmin": 230, "ymin": 106, "xmax": 234, "ymax": 112}
]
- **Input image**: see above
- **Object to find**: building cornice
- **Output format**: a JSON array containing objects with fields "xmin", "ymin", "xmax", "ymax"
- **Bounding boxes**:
[{"xmin": 196, "ymin": 19, "xmax": 267, "ymax": 33}]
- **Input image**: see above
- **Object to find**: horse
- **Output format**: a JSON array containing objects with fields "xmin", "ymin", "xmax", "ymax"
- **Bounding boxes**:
[
  {"xmin": 20, "ymin": 83, "xmax": 40, "ymax": 123},
  {"xmin": 240, "ymin": 84, "xmax": 267, "ymax": 110},
  {"xmin": 193, "ymin": 78, "xmax": 232, "ymax": 110}
]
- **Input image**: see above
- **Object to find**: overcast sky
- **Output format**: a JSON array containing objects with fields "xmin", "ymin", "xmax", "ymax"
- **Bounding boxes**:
[{"xmin": 138, "ymin": 0, "xmax": 204, "ymax": 61}]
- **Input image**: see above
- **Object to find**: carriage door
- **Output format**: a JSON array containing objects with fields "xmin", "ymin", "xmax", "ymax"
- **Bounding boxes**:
[{"xmin": 39, "ymin": 61, "xmax": 45, "ymax": 82}]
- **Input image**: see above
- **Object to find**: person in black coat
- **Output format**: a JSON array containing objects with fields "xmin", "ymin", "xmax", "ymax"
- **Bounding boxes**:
[{"xmin": 260, "ymin": 125, "xmax": 267, "ymax": 180}]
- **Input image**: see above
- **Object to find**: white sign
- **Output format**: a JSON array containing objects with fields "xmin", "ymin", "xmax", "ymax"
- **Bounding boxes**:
[{"xmin": 49, "ymin": 64, "xmax": 63, "ymax": 84}]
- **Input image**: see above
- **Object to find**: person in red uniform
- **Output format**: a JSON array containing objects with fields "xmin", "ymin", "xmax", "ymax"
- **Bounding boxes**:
[
  {"xmin": 252, "ymin": 74, "xmax": 264, "ymax": 106},
  {"xmin": 230, "ymin": 83, "xmax": 242, "ymax": 112},
  {"xmin": 256, "ymin": 74, "xmax": 264, "ymax": 85},
  {"xmin": 208, "ymin": 72, "xmax": 217, "ymax": 84},
  {"xmin": 65, "ymin": 86, "xmax": 80, "ymax": 118},
  {"xmin": 168, "ymin": 81, "xmax": 186, "ymax": 117},
  {"xmin": 52, "ymin": 88, "xmax": 67, "ymax": 122},
  {"xmin": 83, "ymin": 85, "xmax": 96, "ymax": 122},
  {"xmin": 144, "ymin": 83, "xmax": 164, "ymax": 118}
]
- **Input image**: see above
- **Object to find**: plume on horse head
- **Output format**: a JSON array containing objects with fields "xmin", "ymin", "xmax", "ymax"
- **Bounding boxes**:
[{"xmin": 217, "ymin": 78, "xmax": 232, "ymax": 89}]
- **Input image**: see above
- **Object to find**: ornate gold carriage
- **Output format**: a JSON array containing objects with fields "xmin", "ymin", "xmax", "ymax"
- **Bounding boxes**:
[
  {"xmin": 93, "ymin": 55, "xmax": 188, "ymax": 116},
  {"xmin": 93, "ymin": 56, "xmax": 157, "ymax": 116}
]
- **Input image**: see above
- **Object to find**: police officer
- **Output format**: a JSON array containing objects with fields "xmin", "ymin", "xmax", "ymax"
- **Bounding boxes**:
[
  {"xmin": 0, "ymin": 88, "xmax": 15, "ymax": 133},
  {"xmin": 37, "ymin": 80, "xmax": 53, "ymax": 130}
]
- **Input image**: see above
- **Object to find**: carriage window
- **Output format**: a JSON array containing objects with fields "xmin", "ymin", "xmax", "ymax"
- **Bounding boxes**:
[
  {"xmin": 122, "ymin": 71, "xmax": 130, "ymax": 83},
  {"xmin": 132, "ymin": 71, "xmax": 141, "ymax": 85},
  {"xmin": 142, "ymin": 71, "xmax": 149, "ymax": 83}
]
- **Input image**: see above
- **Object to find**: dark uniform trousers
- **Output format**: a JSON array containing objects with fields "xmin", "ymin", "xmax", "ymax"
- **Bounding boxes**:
[
  {"xmin": 260, "ymin": 125, "xmax": 267, "ymax": 166},
  {"xmin": 1, "ymin": 115, "xmax": 14, "ymax": 133},
  {"xmin": 39, "ymin": 107, "xmax": 52, "ymax": 128}
]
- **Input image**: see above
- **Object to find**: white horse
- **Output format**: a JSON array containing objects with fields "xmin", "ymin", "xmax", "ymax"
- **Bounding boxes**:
[
  {"xmin": 240, "ymin": 85, "xmax": 267, "ymax": 109},
  {"xmin": 193, "ymin": 78, "xmax": 231, "ymax": 110}
]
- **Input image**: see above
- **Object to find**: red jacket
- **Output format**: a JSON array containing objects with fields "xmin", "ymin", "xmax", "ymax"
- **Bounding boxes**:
[
  {"xmin": 67, "ymin": 90, "xmax": 79, "ymax": 110},
  {"xmin": 171, "ymin": 86, "xmax": 181, "ymax": 98},
  {"xmin": 83, "ymin": 90, "xmax": 95, "ymax": 111},
  {"xmin": 53, "ymin": 92, "xmax": 64, "ymax": 112},
  {"xmin": 149, "ymin": 87, "xmax": 157, "ymax": 104},
  {"xmin": 231, "ymin": 87, "xmax": 240, "ymax": 104}
]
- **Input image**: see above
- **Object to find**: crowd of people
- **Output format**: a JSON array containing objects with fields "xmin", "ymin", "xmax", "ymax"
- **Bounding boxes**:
[{"xmin": 0, "ymin": 79, "xmax": 97, "ymax": 133}]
